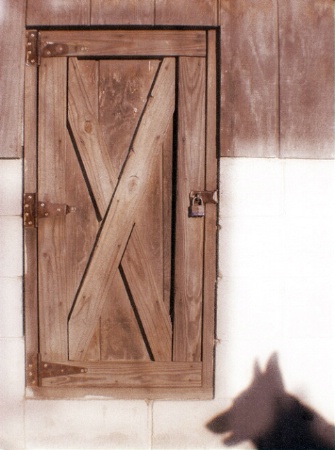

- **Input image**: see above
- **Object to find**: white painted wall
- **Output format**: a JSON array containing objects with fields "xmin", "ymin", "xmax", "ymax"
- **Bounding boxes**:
[{"xmin": 1, "ymin": 157, "xmax": 334, "ymax": 449}]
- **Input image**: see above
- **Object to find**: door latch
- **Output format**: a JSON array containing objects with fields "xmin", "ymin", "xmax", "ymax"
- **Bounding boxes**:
[
  {"xmin": 24, "ymin": 193, "xmax": 76, "ymax": 228},
  {"xmin": 188, "ymin": 190, "xmax": 218, "ymax": 218}
]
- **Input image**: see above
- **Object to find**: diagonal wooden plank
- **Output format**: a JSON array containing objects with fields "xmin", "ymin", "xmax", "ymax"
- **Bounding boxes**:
[
  {"xmin": 121, "ymin": 226, "xmax": 172, "ymax": 361},
  {"xmin": 68, "ymin": 58, "xmax": 176, "ymax": 361},
  {"xmin": 99, "ymin": 59, "xmax": 159, "ymax": 177},
  {"xmin": 100, "ymin": 270, "xmax": 151, "ymax": 361},
  {"xmin": 68, "ymin": 58, "xmax": 116, "ymax": 217}
]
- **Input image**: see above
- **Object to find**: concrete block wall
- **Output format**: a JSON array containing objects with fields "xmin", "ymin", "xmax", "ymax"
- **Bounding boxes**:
[{"xmin": 0, "ymin": 157, "xmax": 334, "ymax": 449}]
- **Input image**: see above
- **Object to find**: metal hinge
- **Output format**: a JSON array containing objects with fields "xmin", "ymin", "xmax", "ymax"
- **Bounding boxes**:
[
  {"xmin": 26, "ymin": 30, "xmax": 40, "ymax": 66},
  {"xmin": 24, "ymin": 193, "xmax": 77, "ymax": 228},
  {"xmin": 26, "ymin": 354, "xmax": 88, "ymax": 386},
  {"xmin": 39, "ymin": 360, "xmax": 88, "ymax": 379}
]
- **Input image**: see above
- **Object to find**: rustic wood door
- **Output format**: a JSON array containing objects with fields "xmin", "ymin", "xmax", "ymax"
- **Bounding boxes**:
[{"xmin": 25, "ymin": 29, "xmax": 217, "ymax": 398}]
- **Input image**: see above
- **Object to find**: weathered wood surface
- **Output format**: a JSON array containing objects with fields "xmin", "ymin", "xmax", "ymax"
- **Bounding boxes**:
[
  {"xmin": 279, "ymin": 0, "xmax": 334, "ymax": 159},
  {"xmin": 100, "ymin": 271, "xmax": 151, "ymax": 361},
  {"xmin": 0, "ymin": 0, "xmax": 25, "ymax": 158},
  {"xmin": 68, "ymin": 58, "xmax": 175, "ymax": 361},
  {"xmin": 91, "ymin": 0, "xmax": 154, "ymax": 24},
  {"xmin": 121, "ymin": 228, "xmax": 172, "ymax": 361},
  {"xmin": 39, "ymin": 30, "xmax": 206, "ymax": 58},
  {"xmin": 173, "ymin": 57, "xmax": 206, "ymax": 362},
  {"xmin": 41, "ymin": 361, "xmax": 202, "ymax": 388},
  {"xmin": 68, "ymin": 58, "xmax": 116, "ymax": 217},
  {"xmin": 99, "ymin": 60, "xmax": 159, "ymax": 176},
  {"xmin": 220, "ymin": 0, "xmax": 279, "ymax": 157},
  {"xmin": 38, "ymin": 58, "xmax": 68, "ymax": 361},
  {"xmin": 155, "ymin": 0, "xmax": 218, "ymax": 25},
  {"xmin": 26, "ymin": 0, "xmax": 90, "ymax": 25},
  {"xmin": 162, "ymin": 120, "xmax": 174, "ymax": 311},
  {"xmin": 24, "ymin": 65, "xmax": 38, "ymax": 374},
  {"xmin": 202, "ymin": 30, "xmax": 217, "ymax": 390}
]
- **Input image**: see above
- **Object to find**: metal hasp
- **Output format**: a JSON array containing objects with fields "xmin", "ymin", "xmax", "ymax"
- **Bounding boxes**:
[
  {"xmin": 188, "ymin": 190, "xmax": 218, "ymax": 218},
  {"xmin": 24, "ymin": 193, "xmax": 76, "ymax": 228},
  {"xmin": 26, "ymin": 30, "xmax": 39, "ymax": 66}
]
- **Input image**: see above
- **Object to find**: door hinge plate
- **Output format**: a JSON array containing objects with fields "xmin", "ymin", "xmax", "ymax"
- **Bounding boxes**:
[
  {"xmin": 24, "ymin": 193, "xmax": 77, "ymax": 228},
  {"xmin": 26, "ymin": 354, "xmax": 88, "ymax": 386},
  {"xmin": 26, "ymin": 30, "xmax": 39, "ymax": 66},
  {"xmin": 40, "ymin": 361, "xmax": 88, "ymax": 379}
]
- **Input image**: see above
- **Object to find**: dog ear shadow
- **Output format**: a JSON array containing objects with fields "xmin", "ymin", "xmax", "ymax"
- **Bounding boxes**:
[{"xmin": 206, "ymin": 353, "xmax": 335, "ymax": 449}]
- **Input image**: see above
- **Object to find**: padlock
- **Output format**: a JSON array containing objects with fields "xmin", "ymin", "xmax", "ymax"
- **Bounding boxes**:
[{"xmin": 189, "ymin": 195, "xmax": 205, "ymax": 217}]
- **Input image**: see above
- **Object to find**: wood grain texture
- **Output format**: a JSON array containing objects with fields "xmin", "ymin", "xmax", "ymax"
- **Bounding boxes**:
[
  {"xmin": 162, "ymin": 120, "xmax": 174, "ymax": 311},
  {"xmin": 121, "ymin": 227, "xmax": 172, "ymax": 361},
  {"xmin": 202, "ymin": 30, "xmax": 217, "ymax": 390},
  {"xmin": 26, "ymin": 0, "xmax": 90, "ymax": 25},
  {"xmin": 155, "ymin": 0, "xmax": 218, "ymax": 25},
  {"xmin": 173, "ymin": 58, "xmax": 206, "ymax": 362},
  {"xmin": 65, "ymin": 130, "xmax": 101, "ymax": 361},
  {"xmin": 279, "ymin": 0, "xmax": 334, "ymax": 159},
  {"xmin": 68, "ymin": 58, "xmax": 116, "ymax": 217},
  {"xmin": 40, "ymin": 362, "xmax": 202, "ymax": 388},
  {"xmin": 100, "ymin": 272, "xmax": 151, "ymax": 361},
  {"xmin": 38, "ymin": 58, "xmax": 68, "ymax": 361},
  {"xmin": 68, "ymin": 58, "xmax": 175, "ymax": 361},
  {"xmin": 220, "ymin": 0, "xmax": 279, "ymax": 157},
  {"xmin": 99, "ymin": 60, "xmax": 159, "ymax": 177},
  {"xmin": 0, "ymin": 0, "xmax": 25, "ymax": 157},
  {"xmin": 39, "ymin": 30, "xmax": 206, "ymax": 58},
  {"xmin": 91, "ymin": 0, "xmax": 154, "ymax": 24},
  {"xmin": 24, "ymin": 66, "xmax": 38, "ymax": 373}
]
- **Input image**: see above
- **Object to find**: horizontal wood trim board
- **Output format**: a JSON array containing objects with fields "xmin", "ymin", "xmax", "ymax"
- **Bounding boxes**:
[
  {"xmin": 39, "ymin": 30, "xmax": 206, "ymax": 58},
  {"xmin": 27, "ymin": 386, "xmax": 213, "ymax": 400},
  {"xmin": 41, "ymin": 362, "xmax": 203, "ymax": 388}
]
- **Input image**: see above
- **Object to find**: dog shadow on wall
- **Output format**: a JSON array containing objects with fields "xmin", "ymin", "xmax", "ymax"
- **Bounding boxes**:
[{"xmin": 207, "ymin": 354, "xmax": 335, "ymax": 449}]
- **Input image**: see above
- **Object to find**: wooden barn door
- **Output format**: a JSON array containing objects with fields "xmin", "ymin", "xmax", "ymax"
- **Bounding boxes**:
[{"xmin": 24, "ymin": 30, "xmax": 217, "ymax": 398}]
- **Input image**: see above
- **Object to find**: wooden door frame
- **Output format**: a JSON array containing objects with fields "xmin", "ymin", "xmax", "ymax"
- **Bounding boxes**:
[{"xmin": 24, "ymin": 28, "xmax": 218, "ymax": 400}]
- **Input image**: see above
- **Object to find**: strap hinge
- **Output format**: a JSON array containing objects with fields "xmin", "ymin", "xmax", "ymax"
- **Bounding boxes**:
[
  {"xmin": 26, "ymin": 30, "xmax": 40, "ymax": 66},
  {"xmin": 24, "ymin": 193, "xmax": 76, "ymax": 228}
]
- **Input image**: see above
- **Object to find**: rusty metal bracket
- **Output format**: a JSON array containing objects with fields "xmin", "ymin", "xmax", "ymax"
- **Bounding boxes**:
[
  {"xmin": 26, "ymin": 354, "xmax": 39, "ymax": 387},
  {"xmin": 24, "ymin": 193, "xmax": 76, "ymax": 228},
  {"xmin": 41, "ymin": 42, "xmax": 88, "ymax": 58},
  {"xmin": 23, "ymin": 193, "xmax": 37, "ymax": 228},
  {"xmin": 37, "ymin": 201, "xmax": 77, "ymax": 219},
  {"xmin": 40, "ymin": 361, "xmax": 88, "ymax": 379},
  {"xmin": 26, "ymin": 30, "xmax": 39, "ymax": 66},
  {"xmin": 189, "ymin": 190, "xmax": 218, "ymax": 204}
]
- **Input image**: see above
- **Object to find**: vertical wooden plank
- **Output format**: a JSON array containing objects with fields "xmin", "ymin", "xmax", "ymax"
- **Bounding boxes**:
[
  {"xmin": 155, "ymin": 0, "xmax": 218, "ymax": 25},
  {"xmin": 202, "ymin": 30, "xmax": 217, "ymax": 390},
  {"xmin": 26, "ymin": 0, "xmax": 90, "ymax": 25},
  {"xmin": 162, "ymin": 120, "xmax": 174, "ymax": 311},
  {"xmin": 38, "ymin": 58, "xmax": 68, "ymax": 361},
  {"xmin": 173, "ymin": 57, "xmax": 206, "ymax": 362},
  {"xmin": 0, "ymin": 0, "xmax": 25, "ymax": 157},
  {"xmin": 279, "ymin": 0, "xmax": 334, "ymax": 159},
  {"xmin": 220, "ymin": 0, "xmax": 279, "ymax": 157},
  {"xmin": 24, "ymin": 64, "xmax": 38, "ymax": 384},
  {"xmin": 91, "ymin": 0, "xmax": 154, "ymax": 25}
]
